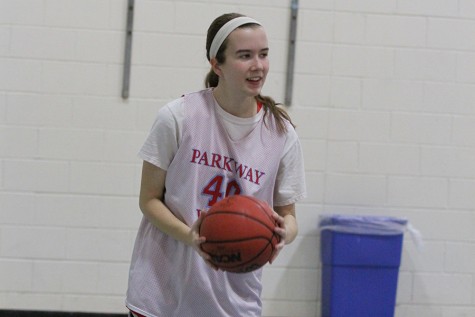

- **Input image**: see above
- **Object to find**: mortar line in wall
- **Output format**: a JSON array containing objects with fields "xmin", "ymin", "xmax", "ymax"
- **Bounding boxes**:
[
  {"xmin": 0, "ymin": 256, "xmax": 132, "ymax": 265},
  {"xmin": 296, "ymin": 39, "xmax": 475, "ymax": 55},
  {"xmin": 0, "ymin": 190, "xmax": 140, "ymax": 199}
]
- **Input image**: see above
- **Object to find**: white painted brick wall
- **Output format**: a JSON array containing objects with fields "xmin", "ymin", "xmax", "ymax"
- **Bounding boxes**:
[
  {"xmin": 1, "ymin": 0, "xmax": 475, "ymax": 316},
  {"xmin": 367, "ymin": 15, "xmax": 427, "ymax": 47}
]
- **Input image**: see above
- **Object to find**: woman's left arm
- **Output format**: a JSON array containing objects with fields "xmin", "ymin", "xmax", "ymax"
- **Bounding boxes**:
[{"xmin": 269, "ymin": 203, "xmax": 298, "ymax": 264}]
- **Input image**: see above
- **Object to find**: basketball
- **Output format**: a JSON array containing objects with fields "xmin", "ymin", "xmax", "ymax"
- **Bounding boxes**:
[{"xmin": 199, "ymin": 195, "xmax": 280, "ymax": 273}]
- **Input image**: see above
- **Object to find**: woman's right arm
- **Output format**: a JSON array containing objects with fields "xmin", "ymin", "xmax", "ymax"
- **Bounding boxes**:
[
  {"xmin": 139, "ymin": 161, "xmax": 215, "ymax": 267},
  {"xmin": 139, "ymin": 161, "xmax": 199, "ymax": 247}
]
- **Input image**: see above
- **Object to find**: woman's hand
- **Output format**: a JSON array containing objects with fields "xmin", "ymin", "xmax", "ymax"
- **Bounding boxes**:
[
  {"xmin": 189, "ymin": 210, "xmax": 219, "ymax": 270},
  {"xmin": 269, "ymin": 211, "xmax": 286, "ymax": 264},
  {"xmin": 269, "ymin": 203, "xmax": 298, "ymax": 264}
]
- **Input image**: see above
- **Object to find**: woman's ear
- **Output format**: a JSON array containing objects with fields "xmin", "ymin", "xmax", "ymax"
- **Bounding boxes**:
[{"xmin": 210, "ymin": 58, "xmax": 222, "ymax": 77}]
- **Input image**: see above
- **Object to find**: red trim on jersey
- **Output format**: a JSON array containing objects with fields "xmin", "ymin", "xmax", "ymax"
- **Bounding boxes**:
[
  {"xmin": 129, "ymin": 310, "xmax": 146, "ymax": 317},
  {"xmin": 257, "ymin": 101, "xmax": 263, "ymax": 112}
]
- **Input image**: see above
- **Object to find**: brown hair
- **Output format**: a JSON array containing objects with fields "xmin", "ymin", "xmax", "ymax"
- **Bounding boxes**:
[{"xmin": 205, "ymin": 13, "xmax": 295, "ymax": 133}]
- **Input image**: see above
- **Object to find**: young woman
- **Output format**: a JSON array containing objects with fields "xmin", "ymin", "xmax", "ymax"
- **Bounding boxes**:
[{"xmin": 126, "ymin": 13, "xmax": 306, "ymax": 317}]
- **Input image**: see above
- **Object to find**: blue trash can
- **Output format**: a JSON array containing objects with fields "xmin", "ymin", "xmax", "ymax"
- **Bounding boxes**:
[{"xmin": 319, "ymin": 215, "xmax": 407, "ymax": 317}]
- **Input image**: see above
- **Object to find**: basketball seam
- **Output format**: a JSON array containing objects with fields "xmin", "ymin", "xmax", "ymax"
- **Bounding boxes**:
[
  {"xmin": 243, "ymin": 196, "xmax": 281, "ymax": 245},
  {"xmin": 241, "ymin": 195, "xmax": 275, "ymax": 223},
  {"xmin": 241, "ymin": 196, "xmax": 281, "ymax": 245},
  {"xmin": 203, "ymin": 236, "xmax": 271, "ymax": 244},
  {"xmin": 203, "ymin": 211, "xmax": 275, "ymax": 233}
]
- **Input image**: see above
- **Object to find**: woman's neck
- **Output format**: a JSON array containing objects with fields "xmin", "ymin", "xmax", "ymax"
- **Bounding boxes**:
[{"xmin": 212, "ymin": 87, "xmax": 257, "ymax": 118}]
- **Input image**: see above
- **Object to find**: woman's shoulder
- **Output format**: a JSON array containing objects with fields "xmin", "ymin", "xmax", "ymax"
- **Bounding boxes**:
[
  {"xmin": 163, "ymin": 95, "xmax": 185, "ymax": 113},
  {"xmin": 265, "ymin": 104, "xmax": 298, "ymax": 139},
  {"xmin": 157, "ymin": 88, "xmax": 212, "ymax": 127},
  {"xmin": 271, "ymin": 108, "xmax": 300, "ymax": 152}
]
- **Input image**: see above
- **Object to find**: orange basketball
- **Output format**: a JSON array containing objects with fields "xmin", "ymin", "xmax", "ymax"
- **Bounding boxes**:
[{"xmin": 199, "ymin": 195, "xmax": 280, "ymax": 273}]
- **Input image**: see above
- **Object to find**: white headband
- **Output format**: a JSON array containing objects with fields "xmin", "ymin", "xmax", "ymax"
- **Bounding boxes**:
[{"xmin": 209, "ymin": 16, "xmax": 262, "ymax": 60}]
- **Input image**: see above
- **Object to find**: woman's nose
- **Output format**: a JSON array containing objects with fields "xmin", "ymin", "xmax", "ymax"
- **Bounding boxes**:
[{"xmin": 251, "ymin": 56, "xmax": 263, "ymax": 70}]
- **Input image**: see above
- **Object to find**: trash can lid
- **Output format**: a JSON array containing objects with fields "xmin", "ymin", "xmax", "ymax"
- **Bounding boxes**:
[{"xmin": 319, "ymin": 215, "xmax": 408, "ymax": 235}]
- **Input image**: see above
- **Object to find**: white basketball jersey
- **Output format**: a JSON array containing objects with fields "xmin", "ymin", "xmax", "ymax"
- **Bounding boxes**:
[{"xmin": 126, "ymin": 89, "xmax": 290, "ymax": 317}]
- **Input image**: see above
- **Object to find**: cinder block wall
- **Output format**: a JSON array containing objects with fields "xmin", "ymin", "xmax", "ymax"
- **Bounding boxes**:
[{"xmin": 1, "ymin": 1, "xmax": 474, "ymax": 316}]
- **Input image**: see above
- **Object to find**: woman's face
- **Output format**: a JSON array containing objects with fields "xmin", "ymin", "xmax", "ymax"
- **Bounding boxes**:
[{"xmin": 217, "ymin": 26, "xmax": 269, "ymax": 98}]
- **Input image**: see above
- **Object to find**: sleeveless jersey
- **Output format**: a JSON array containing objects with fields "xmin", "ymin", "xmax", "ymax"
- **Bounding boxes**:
[{"xmin": 126, "ymin": 89, "xmax": 291, "ymax": 317}]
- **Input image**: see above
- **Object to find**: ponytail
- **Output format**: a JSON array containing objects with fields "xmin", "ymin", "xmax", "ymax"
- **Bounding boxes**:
[
  {"xmin": 256, "ymin": 94, "xmax": 295, "ymax": 134},
  {"xmin": 205, "ymin": 69, "xmax": 219, "ymax": 88}
]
